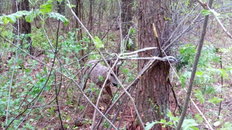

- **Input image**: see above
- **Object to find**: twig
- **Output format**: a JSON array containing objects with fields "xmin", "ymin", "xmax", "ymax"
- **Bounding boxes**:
[
  {"xmin": 218, "ymin": 52, "xmax": 223, "ymax": 118},
  {"xmin": 176, "ymin": 0, "xmax": 214, "ymax": 129},
  {"xmin": 54, "ymin": 20, "xmax": 64, "ymax": 130},
  {"xmin": 197, "ymin": 0, "xmax": 232, "ymax": 39},
  {"xmin": 163, "ymin": 12, "xmax": 202, "ymax": 50},
  {"xmin": 165, "ymin": 4, "xmax": 199, "ymax": 46},
  {"xmin": 212, "ymin": 10, "xmax": 232, "ymax": 39}
]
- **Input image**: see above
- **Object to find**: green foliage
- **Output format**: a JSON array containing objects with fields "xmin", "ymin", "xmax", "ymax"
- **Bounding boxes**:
[
  {"xmin": 126, "ymin": 27, "xmax": 137, "ymax": 50},
  {"xmin": 194, "ymin": 90, "xmax": 205, "ymax": 104},
  {"xmin": 47, "ymin": 12, "xmax": 69, "ymax": 25},
  {"xmin": 31, "ymin": 28, "xmax": 49, "ymax": 50},
  {"xmin": 145, "ymin": 122, "xmax": 156, "ymax": 130},
  {"xmin": 60, "ymin": 30, "xmax": 86, "ymax": 53},
  {"xmin": 145, "ymin": 111, "xmax": 199, "ymax": 130},
  {"xmin": 194, "ymin": 114, "xmax": 203, "ymax": 124},
  {"xmin": 0, "ymin": 11, "xmax": 29, "ymax": 24},
  {"xmin": 0, "ymin": 46, "xmax": 53, "ymax": 128},
  {"xmin": 0, "ymin": 0, "xmax": 69, "ymax": 25},
  {"xmin": 221, "ymin": 122, "xmax": 232, "ymax": 130},
  {"xmin": 177, "ymin": 43, "xmax": 232, "ymax": 126},
  {"xmin": 93, "ymin": 36, "xmax": 104, "ymax": 49},
  {"xmin": 208, "ymin": 97, "xmax": 223, "ymax": 105},
  {"xmin": 25, "ymin": 10, "xmax": 40, "ymax": 23},
  {"xmin": 59, "ymin": 30, "xmax": 88, "ymax": 66},
  {"xmin": 177, "ymin": 44, "xmax": 196, "ymax": 71},
  {"xmin": 181, "ymin": 119, "xmax": 199, "ymax": 130},
  {"xmin": 39, "ymin": 0, "xmax": 53, "ymax": 14},
  {"xmin": 121, "ymin": 67, "xmax": 134, "ymax": 82},
  {"xmin": 177, "ymin": 44, "xmax": 225, "ymax": 91},
  {"xmin": 98, "ymin": 75, "xmax": 104, "ymax": 82}
]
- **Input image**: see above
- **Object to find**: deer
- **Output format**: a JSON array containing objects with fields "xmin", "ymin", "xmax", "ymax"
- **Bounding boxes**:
[{"xmin": 82, "ymin": 60, "xmax": 120, "ymax": 97}]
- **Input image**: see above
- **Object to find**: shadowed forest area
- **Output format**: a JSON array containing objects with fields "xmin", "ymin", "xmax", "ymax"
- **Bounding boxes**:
[{"xmin": 0, "ymin": 0, "xmax": 232, "ymax": 129}]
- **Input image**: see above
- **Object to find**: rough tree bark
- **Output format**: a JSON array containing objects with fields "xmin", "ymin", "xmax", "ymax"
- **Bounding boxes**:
[{"xmin": 136, "ymin": 0, "xmax": 172, "ymax": 129}]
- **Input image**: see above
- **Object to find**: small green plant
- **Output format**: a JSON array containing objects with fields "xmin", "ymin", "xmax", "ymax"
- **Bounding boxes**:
[
  {"xmin": 145, "ymin": 111, "xmax": 198, "ymax": 130},
  {"xmin": 177, "ymin": 44, "xmax": 229, "ymax": 104}
]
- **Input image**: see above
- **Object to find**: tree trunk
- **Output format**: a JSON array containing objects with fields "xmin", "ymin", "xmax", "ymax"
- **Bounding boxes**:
[
  {"xmin": 18, "ymin": 0, "xmax": 31, "ymax": 41},
  {"xmin": 57, "ymin": 0, "xmax": 65, "ymax": 15},
  {"xmin": 12, "ymin": 0, "xmax": 32, "ymax": 53},
  {"xmin": 75, "ymin": 0, "xmax": 84, "ymax": 57},
  {"xmin": 97, "ymin": 0, "xmax": 105, "ymax": 37},
  {"xmin": 136, "ymin": 0, "xmax": 172, "ymax": 129},
  {"xmin": 0, "ymin": 0, "xmax": 2, "ymax": 14},
  {"xmin": 12, "ymin": 0, "xmax": 18, "ymax": 38},
  {"xmin": 121, "ymin": 0, "xmax": 134, "ymax": 50},
  {"xmin": 88, "ymin": 0, "xmax": 94, "ymax": 33},
  {"xmin": 57, "ymin": 0, "xmax": 65, "ymax": 31}
]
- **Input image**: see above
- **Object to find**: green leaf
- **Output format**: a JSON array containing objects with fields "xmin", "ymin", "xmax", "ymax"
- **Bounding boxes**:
[
  {"xmin": 98, "ymin": 75, "xmax": 104, "ymax": 82},
  {"xmin": 129, "ymin": 27, "xmax": 136, "ymax": 35},
  {"xmin": 208, "ymin": 97, "xmax": 223, "ymax": 105},
  {"xmin": 194, "ymin": 90, "xmax": 205, "ymax": 104},
  {"xmin": 219, "ymin": 68, "xmax": 229, "ymax": 78},
  {"xmin": 40, "ymin": 0, "xmax": 53, "ymax": 14},
  {"xmin": 121, "ymin": 68, "xmax": 129, "ymax": 75},
  {"xmin": 182, "ymin": 119, "xmax": 199, "ymax": 130},
  {"xmin": 201, "ymin": 9, "xmax": 212, "ymax": 16},
  {"xmin": 94, "ymin": 36, "xmax": 104, "ymax": 49},
  {"xmin": 13, "ymin": 10, "xmax": 30, "ymax": 18},
  {"xmin": 204, "ymin": 86, "xmax": 216, "ymax": 94},
  {"xmin": 145, "ymin": 122, "xmax": 157, "ymax": 130},
  {"xmin": 167, "ymin": 111, "xmax": 179, "ymax": 122},
  {"xmin": 25, "ymin": 10, "xmax": 40, "ymax": 23},
  {"xmin": 194, "ymin": 114, "xmax": 203, "ymax": 123},
  {"xmin": 6, "ymin": 15, "xmax": 17, "ymax": 23},
  {"xmin": 0, "ymin": 11, "xmax": 30, "ymax": 24},
  {"xmin": 196, "ymin": 71, "xmax": 203, "ymax": 76},
  {"xmin": 1, "ymin": 16, "xmax": 11, "ymax": 24},
  {"xmin": 47, "ymin": 12, "xmax": 69, "ymax": 25}
]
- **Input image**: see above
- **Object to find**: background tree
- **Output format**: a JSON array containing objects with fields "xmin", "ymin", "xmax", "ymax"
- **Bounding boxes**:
[
  {"xmin": 75, "ymin": 0, "xmax": 84, "ymax": 57},
  {"xmin": 12, "ymin": 0, "xmax": 32, "ymax": 53},
  {"xmin": 0, "ymin": 0, "xmax": 2, "ymax": 15},
  {"xmin": 88, "ymin": 0, "xmax": 94, "ymax": 33},
  {"xmin": 121, "ymin": 0, "xmax": 134, "ymax": 50},
  {"xmin": 57, "ymin": 0, "xmax": 65, "ymax": 32}
]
